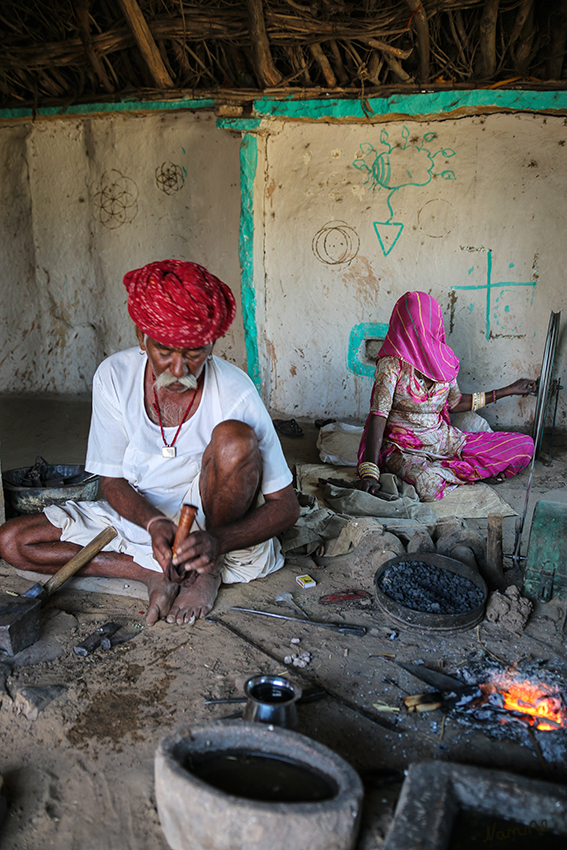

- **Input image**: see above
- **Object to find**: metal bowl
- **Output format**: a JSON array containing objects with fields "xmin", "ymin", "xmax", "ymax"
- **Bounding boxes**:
[{"xmin": 2, "ymin": 464, "xmax": 99, "ymax": 515}]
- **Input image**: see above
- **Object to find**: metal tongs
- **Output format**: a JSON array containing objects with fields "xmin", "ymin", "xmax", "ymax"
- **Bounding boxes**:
[{"xmin": 230, "ymin": 606, "xmax": 366, "ymax": 636}]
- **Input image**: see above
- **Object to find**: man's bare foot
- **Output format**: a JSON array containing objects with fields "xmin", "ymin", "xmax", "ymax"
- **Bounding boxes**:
[
  {"xmin": 146, "ymin": 572, "xmax": 181, "ymax": 625},
  {"xmin": 166, "ymin": 570, "xmax": 221, "ymax": 625}
]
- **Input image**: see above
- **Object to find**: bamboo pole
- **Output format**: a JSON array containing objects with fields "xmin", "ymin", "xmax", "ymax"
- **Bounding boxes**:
[
  {"xmin": 116, "ymin": 0, "xmax": 175, "ymax": 88},
  {"xmin": 245, "ymin": 0, "xmax": 282, "ymax": 87}
]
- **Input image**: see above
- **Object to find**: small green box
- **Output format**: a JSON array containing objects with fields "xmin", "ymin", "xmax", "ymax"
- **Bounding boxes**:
[{"xmin": 523, "ymin": 500, "xmax": 567, "ymax": 602}]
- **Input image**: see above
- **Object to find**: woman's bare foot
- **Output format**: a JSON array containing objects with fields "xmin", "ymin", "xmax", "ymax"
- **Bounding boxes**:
[
  {"xmin": 146, "ymin": 572, "xmax": 181, "ymax": 625},
  {"xmin": 166, "ymin": 570, "xmax": 221, "ymax": 625}
]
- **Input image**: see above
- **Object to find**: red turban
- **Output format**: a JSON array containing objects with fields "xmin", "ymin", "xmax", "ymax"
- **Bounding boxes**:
[{"xmin": 123, "ymin": 260, "xmax": 236, "ymax": 348}]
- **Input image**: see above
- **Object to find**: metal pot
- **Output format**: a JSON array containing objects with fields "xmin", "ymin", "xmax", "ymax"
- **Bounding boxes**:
[{"xmin": 243, "ymin": 675, "xmax": 302, "ymax": 729}]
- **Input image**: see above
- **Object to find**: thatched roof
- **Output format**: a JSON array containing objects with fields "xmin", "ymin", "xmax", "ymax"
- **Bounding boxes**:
[{"xmin": 1, "ymin": 0, "xmax": 566, "ymax": 110}]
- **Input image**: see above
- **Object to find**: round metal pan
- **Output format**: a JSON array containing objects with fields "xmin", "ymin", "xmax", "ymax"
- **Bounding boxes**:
[
  {"xmin": 374, "ymin": 553, "xmax": 488, "ymax": 633},
  {"xmin": 2, "ymin": 464, "xmax": 99, "ymax": 514}
]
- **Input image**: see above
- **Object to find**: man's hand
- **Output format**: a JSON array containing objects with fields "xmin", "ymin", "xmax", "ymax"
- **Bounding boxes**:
[
  {"xmin": 147, "ymin": 517, "xmax": 176, "ymax": 572},
  {"xmin": 171, "ymin": 530, "xmax": 222, "ymax": 577}
]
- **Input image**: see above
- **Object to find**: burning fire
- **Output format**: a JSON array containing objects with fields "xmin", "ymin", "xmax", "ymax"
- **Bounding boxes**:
[{"xmin": 479, "ymin": 674, "xmax": 567, "ymax": 731}]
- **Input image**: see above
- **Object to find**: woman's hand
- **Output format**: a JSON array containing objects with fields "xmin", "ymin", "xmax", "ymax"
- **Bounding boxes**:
[
  {"xmin": 504, "ymin": 378, "xmax": 539, "ymax": 397},
  {"xmin": 355, "ymin": 477, "xmax": 381, "ymax": 496}
]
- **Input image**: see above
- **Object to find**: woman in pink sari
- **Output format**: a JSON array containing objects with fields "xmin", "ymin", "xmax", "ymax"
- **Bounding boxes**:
[{"xmin": 357, "ymin": 292, "xmax": 537, "ymax": 502}]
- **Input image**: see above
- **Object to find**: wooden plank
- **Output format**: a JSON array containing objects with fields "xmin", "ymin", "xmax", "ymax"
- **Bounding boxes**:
[{"xmin": 117, "ymin": 0, "xmax": 174, "ymax": 89}]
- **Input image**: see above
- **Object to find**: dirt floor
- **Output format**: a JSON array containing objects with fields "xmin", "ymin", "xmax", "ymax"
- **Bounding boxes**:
[{"xmin": 1, "ymin": 397, "xmax": 567, "ymax": 850}]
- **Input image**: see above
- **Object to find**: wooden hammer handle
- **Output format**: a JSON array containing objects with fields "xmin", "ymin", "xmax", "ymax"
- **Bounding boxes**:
[
  {"xmin": 43, "ymin": 526, "xmax": 118, "ymax": 596},
  {"xmin": 172, "ymin": 504, "xmax": 198, "ymax": 557}
]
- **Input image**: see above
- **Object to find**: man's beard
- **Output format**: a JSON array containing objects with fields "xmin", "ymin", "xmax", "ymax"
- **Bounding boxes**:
[{"xmin": 154, "ymin": 371, "xmax": 198, "ymax": 391}]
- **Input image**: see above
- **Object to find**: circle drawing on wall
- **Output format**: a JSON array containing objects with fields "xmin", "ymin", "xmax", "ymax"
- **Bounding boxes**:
[
  {"xmin": 418, "ymin": 199, "xmax": 456, "ymax": 238},
  {"xmin": 313, "ymin": 221, "xmax": 360, "ymax": 266},
  {"xmin": 92, "ymin": 170, "xmax": 139, "ymax": 229},
  {"xmin": 156, "ymin": 162, "xmax": 185, "ymax": 195}
]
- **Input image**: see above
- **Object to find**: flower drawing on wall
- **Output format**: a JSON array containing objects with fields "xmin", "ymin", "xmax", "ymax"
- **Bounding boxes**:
[
  {"xmin": 92, "ymin": 170, "xmax": 139, "ymax": 229},
  {"xmin": 312, "ymin": 221, "xmax": 360, "ymax": 266},
  {"xmin": 353, "ymin": 127, "xmax": 456, "ymax": 255},
  {"xmin": 155, "ymin": 162, "xmax": 185, "ymax": 195}
]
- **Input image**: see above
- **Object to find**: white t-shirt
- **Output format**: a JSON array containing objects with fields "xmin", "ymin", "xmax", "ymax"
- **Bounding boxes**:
[{"xmin": 86, "ymin": 347, "xmax": 292, "ymax": 522}]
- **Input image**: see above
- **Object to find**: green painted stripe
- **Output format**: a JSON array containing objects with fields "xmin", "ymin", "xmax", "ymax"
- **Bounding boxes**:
[
  {"xmin": 254, "ymin": 89, "xmax": 567, "ymax": 120},
  {"xmin": 347, "ymin": 322, "xmax": 389, "ymax": 377},
  {"xmin": 216, "ymin": 118, "xmax": 262, "ymax": 131},
  {"xmin": 0, "ymin": 98, "xmax": 215, "ymax": 121},
  {"xmin": 239, "ymin": 133, "xmax": 261, "ymax": 391}
]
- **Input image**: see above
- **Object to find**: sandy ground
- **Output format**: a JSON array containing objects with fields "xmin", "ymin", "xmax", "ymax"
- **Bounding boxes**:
[{"xmin": 1, "ymin": 403, "xmax": 567, "ymax": 849}]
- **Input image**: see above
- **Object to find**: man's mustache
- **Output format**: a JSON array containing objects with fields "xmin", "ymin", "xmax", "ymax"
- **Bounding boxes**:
[{"xmin": 154, "ymin": 371, "xmax": 198, "ymax": 390}]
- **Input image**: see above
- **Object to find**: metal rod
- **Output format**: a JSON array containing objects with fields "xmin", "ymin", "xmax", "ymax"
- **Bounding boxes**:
[
  {"xmin": 230, "ymin": 606, "xmax": 366, "ymax": 636},
  {"xmin": 206, "ymin": 615, "xmax": 395, "ymax": 732}
]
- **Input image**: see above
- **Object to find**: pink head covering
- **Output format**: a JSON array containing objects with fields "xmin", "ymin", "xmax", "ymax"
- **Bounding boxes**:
[
  {"xmin": 378, "ymin": 291, "xmax": 459, "ymax": 382},
  {"xmin": 123, "ymin": 260, "xmax": 236, "ymax": 348}
]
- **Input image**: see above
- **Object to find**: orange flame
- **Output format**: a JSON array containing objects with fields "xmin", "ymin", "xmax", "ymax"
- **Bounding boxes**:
[{"xmin": 479, "ymin": 674, "xmax": 567, "ymax": 731}]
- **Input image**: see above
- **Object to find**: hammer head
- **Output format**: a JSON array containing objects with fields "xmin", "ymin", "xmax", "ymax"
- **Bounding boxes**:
[{"xmin": 0, "ymin": 595, "xmax": 42, "ymax": 656}]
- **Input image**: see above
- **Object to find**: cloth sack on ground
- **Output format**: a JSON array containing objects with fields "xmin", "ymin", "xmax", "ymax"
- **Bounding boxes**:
[
  {"xmin": 279, "ymin": 472, "xmax": 437, "ymax": 558},
  {"xmin": 450, "ymin": 411, "xmax": 492, "ymax": 433},
  {"xmin": 316, "ymin": 422, "xmax": 363, "ymax": 466}
]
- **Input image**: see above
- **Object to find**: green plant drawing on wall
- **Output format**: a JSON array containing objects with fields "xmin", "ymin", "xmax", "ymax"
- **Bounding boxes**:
[{"xmin": 353, "ymin": 126, "xmax": 456, "ymax": 255}]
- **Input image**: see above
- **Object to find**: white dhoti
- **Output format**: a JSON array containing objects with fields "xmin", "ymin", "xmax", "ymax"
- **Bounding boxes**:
[{"xmin": 44, "ymin": 473, "xmax": 284, "ymax": 585}]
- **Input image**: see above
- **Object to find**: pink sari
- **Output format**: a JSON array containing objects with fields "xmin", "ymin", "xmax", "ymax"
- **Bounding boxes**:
[{"xmin": 359, "ymin": 294, "xmax": 533, "ymax": 501}]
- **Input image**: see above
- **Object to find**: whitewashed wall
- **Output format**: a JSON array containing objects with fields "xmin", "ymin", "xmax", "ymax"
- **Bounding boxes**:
[
  {"xmin": 1, "ymin": 105, "xmax": 566, "ymax": 433},
  {"xmin": 0, "ymin": 110, "xmax": 243, "ymax": 393},
  {"xmin": 259, "ymin": 113, "xmax": 567, "ymax": 430}
]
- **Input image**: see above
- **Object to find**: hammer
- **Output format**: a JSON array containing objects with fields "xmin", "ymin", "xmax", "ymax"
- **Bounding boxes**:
[{"xmin": 0, "ymin": 525, "xmax": 117, "ymax": 656}]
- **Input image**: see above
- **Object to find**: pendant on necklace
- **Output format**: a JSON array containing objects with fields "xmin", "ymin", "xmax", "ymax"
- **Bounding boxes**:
[{"xmin": 162, "ymin": 446, "xmax": 177, "ymax": 458}]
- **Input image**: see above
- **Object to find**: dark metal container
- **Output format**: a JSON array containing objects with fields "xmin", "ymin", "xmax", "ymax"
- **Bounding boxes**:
[{"xmin": 2, "ymin": 464, "xmax": 98, "ymax": 514}]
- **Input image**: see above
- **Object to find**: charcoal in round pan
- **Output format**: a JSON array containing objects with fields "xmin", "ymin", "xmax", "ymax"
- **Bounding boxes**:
[{"xmin": 374, "ymin": 553, "xmax": 487, "ymax": 632}]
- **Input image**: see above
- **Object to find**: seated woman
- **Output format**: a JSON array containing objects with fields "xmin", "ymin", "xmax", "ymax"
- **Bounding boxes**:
[{"xmin": 357, "ymin": 291, "xmax": 537, "ymax": 502}]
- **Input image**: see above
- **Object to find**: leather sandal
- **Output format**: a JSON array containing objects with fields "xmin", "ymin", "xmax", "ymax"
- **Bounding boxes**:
[{"xmin": 273, "ymin": 418, "xmax": 304, "ymax": 438}]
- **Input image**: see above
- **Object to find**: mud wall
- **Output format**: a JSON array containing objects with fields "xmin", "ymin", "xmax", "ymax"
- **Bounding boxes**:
[
  {"xmin": 0, "ymin": 109, "xmax": 243, "ymax": 392},
  {"xmin": 254, "ymin": 109, "xmax": 567, "ymax": 430},
  {"xmin": 1, "ymin": 93, "xmax": 566, "ymax": 434}
]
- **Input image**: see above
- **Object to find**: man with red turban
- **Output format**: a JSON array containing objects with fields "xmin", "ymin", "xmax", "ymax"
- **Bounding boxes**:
[{"xmin": 0, "ymin": 261, "xmax": 300, "ymax": 625}]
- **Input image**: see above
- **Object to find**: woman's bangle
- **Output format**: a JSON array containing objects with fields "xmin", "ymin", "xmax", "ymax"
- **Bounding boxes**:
[
  {"xmin": 357, "ymin": 461, "xmax": 380, "ymax": 481},
  {"xmin": 146, "ymin": 515, "xmax": 174, "ymax": 534},
  {"xmin": 471, "ymin": 392, "xmax": 486, "ymax": 412}
]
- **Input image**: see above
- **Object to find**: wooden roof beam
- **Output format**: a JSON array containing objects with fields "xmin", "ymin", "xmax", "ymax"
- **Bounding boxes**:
[
  {"xmin": 72, "ymin": 0, "xmax": 114, "ymax": 94},
  {"xmin": 117, "ymin": 0, "xmax": 174, "ymax": 89},
  {"xmin": 246, "ymin": 0, "xmax": 282, "ymax": 88},
  {"xmin": 405, "ymin": 0, "xmax": 430, "ymax": 84}
]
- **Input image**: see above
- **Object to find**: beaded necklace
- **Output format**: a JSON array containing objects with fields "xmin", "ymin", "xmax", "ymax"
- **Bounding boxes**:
[{"xmin": 152, "ymin": 372, "xmax": 203, "ymax": 458}]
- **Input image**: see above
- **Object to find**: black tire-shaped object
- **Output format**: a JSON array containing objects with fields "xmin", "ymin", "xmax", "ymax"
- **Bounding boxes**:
[{"xmin": 531, "ymin": 310, "xmax": 561, "ymax": 459}]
